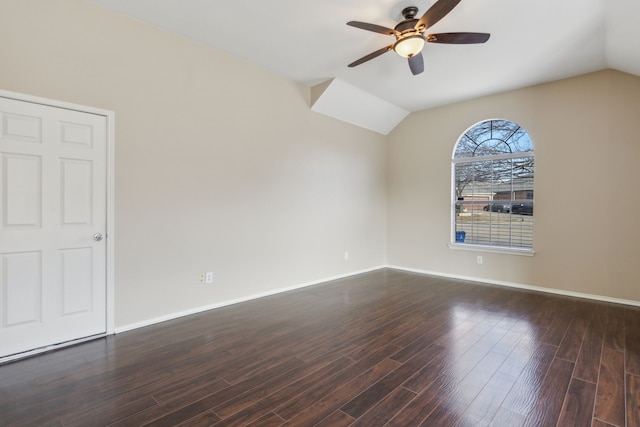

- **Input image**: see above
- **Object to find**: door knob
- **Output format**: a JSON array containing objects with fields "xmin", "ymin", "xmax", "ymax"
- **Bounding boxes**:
[{"xmin": 93, "ymin": 233, "xmax": 103, "ymax": 242}]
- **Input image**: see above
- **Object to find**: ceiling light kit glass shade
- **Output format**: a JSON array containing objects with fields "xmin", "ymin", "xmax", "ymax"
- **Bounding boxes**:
[{"xmin": 393, "ymin": 35, "xmax": 425, "ymax": 58}]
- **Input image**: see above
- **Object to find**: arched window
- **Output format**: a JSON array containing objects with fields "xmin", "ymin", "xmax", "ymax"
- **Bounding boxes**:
[{"xmin": 452, "ymin": 119, "xmax": 534, "ymax": 251}]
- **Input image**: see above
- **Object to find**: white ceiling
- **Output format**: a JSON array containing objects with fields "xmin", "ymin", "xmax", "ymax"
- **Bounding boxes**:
[{"xmin": 88, "ymin": 0, "xmax": 640, "ymax": 117}]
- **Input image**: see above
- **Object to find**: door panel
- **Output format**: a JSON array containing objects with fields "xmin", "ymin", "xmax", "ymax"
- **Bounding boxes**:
[
  {"xmin": 2, "ymin": 112, "xmax": 41, "ymax": 143},
  {"xmin": 61, "ymin": 159, "xmax": 93, "ymax": 225},
  {"xmin": 60, "ymin": 247, "xmax": 93, "ymax": 316},
  {"xmin": 0, "ymin": 96, "xmax": 107, "ymax": 358},
  {"xmin": 3, "ymin": 251, "xmax": 42, "ymax": 326},
  {"xmin": 3, "ymin": 153, "xmax": 42, "ymax": 228}
]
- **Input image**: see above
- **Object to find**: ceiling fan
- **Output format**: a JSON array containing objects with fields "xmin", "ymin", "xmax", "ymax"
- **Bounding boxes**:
[{"xmin": 347, "ymin": 0, "xmax": 490, "ymax": 75}]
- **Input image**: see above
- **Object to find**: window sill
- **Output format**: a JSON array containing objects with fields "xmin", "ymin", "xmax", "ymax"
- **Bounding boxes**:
[{"xmin": 448, "ymin": 243, "xmax": 535, "ymax": 256}]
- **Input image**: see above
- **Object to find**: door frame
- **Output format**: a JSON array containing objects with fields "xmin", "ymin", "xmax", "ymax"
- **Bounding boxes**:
[{"xmin": 0, "ymin": 89, "xmax": 115, "ymax": 356}]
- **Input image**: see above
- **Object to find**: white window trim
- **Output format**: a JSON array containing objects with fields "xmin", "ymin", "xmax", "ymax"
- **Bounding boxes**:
[
  {"xmin": 452, "ymin": 150, "xmax": 534, "ymax": 164},
  {"xmin": 448, "ymin": 242, "xmax": 535, "ymax": 256},
  {"xmin": 451, "ymin": 120, "xmax": 534, "ymax": 252}
]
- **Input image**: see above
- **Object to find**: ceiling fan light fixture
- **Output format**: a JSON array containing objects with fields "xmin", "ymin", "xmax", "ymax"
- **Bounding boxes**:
[
  {"xmin": 347, "ymin": 0, "xmax": 490, "ymax": 75},
  {"xmin": 393, "ymin": 34, "xmax": 425, "ymax": 58}
]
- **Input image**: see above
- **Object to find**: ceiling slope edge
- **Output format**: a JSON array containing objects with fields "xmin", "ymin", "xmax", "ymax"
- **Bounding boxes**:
[
  {"xmin": 605, "ymin": 0, "xmax": 640, "ymax": 76},
  {"xmin": 310, "ymin": 78, "xmax": 409, "ymax": 136}
]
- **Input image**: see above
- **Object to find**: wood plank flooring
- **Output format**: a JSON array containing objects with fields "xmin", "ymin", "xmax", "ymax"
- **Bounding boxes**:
[{"xmin": 1, "ymin": 268, "xmax": 639, "ymax": 426}]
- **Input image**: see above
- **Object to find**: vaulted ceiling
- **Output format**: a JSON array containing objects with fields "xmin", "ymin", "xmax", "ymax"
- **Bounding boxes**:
[{"xmin": 88, "ymin": 0, "xmax": 640, "ymax": 133}]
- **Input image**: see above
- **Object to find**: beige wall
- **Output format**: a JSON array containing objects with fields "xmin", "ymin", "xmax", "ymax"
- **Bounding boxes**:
[
  {"xmin": 0, "ymin": 0, "xmax": 387, "ymax": 328},
  {"xmin": 1, "ymin": 1, "xmax": 638, "ymax": 332},
  {"xmin": 388, "ymin": 69, "xmax": 640, "ymax": 302}
]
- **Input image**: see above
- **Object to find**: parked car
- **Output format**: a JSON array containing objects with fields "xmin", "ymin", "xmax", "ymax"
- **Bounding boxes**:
[
  {"xmin": 511, "ymin": 202, "xmax": 534, "ymax": 215},
  {"xmin": 483, "ymin": 202, "xmax": 510, "ymax": 213}
]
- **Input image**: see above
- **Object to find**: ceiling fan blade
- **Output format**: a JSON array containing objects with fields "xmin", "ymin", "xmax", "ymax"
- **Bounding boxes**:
[
  {"xmin": 426, "ymin": 32, "xmax": 491, "ymax": 44},
  {"xmin": 416, "ymin": 0, "xmax": 462, "ymax": 31},
  {"xmin": 348, "ymin": 45, "xmax": 393, "ymax": 67},
  {"xmin": 347, "ymin": 21, "xmax": 397, "ymax": 36},
  {"xmin": 408, "ymin": 53, "xmax": 424, "ymax": 75}
]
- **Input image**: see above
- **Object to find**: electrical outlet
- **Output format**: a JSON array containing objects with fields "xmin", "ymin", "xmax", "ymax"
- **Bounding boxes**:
[
  {"xmin": 198, "ymin": 273, "xmax": 205, "ymax": 283},
  {"xmin": 205, "ymin": 272, "xmax": 213, "ymax": 284},
  {"xmin": 344, "ymin": 251, "xmax": 349, "ymax": 260},
  {"xmin": 477, "ymin": 256, "xmax": 483, "ymax": 264}
]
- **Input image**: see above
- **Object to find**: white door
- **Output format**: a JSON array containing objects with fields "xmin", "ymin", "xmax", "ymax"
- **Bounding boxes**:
[{"xmin": 0, "ymin": 96, "xmax": 107, "ymax": 358}]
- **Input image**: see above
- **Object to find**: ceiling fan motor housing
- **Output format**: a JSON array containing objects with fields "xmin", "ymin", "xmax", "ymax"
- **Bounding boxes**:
[
  {"xmin": 394, "ymin": 18, "xmax": 420, "ymax": 35},
  {"xmin": 394, "ymin": 6, "xmax": 424, "ymax": 44}
]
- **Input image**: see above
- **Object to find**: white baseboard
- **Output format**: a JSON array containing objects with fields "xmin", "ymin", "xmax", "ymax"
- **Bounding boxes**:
[
  {"xmin": 115, "ymin": 263, "xmax": 640, "ymax": 335},
  {"xmin": 114, "ymin": 265, "xmax": 386, "ymax": 334},
  {"xmin": 387, "ymin": 264, "xmax": 640, "ymax": 308}
]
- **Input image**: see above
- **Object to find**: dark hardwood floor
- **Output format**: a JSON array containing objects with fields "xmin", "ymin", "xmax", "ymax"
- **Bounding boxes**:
[{"xmin": 1, "ymin": 269, "xmax": 639, "ymax": 426}]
